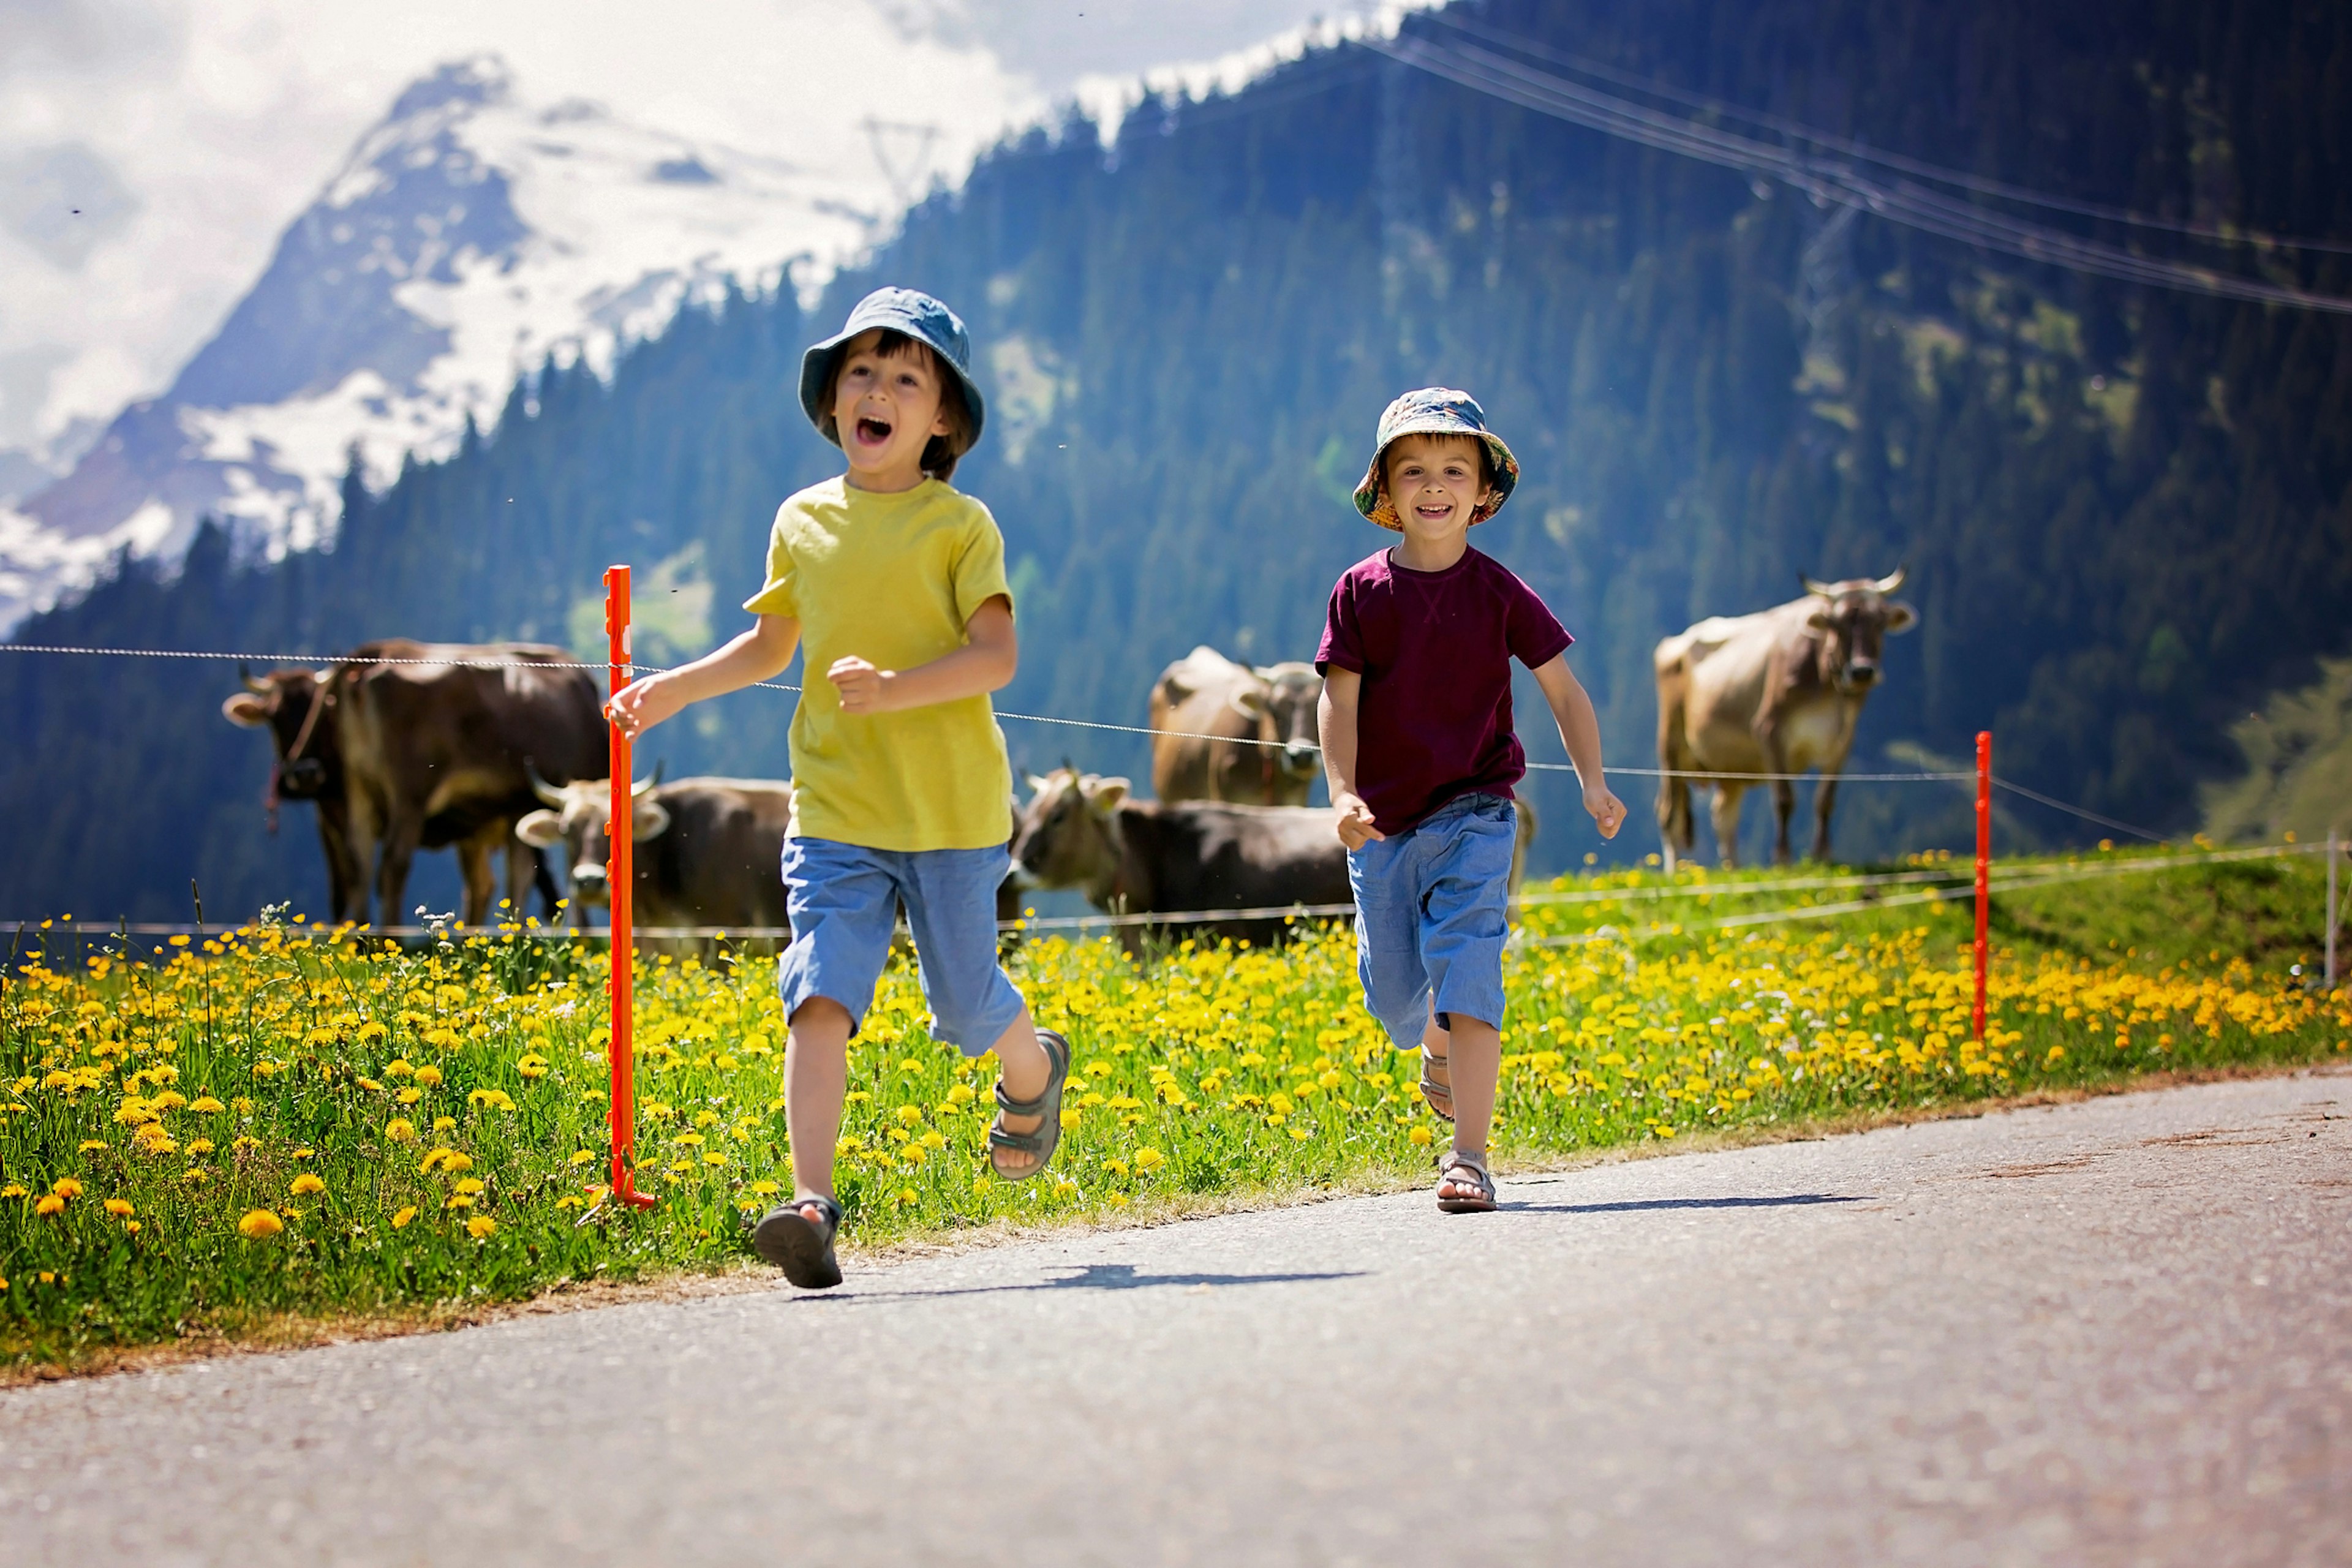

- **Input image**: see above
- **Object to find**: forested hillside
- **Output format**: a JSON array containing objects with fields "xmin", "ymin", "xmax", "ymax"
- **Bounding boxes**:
[{"xmin": 6, "ymin": 0, "xmax": 2348, "ymax": 920}]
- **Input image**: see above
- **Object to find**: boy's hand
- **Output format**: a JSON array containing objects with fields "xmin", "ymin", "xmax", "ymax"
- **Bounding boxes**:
[
  {"xmin": 1585, "ymin": 783, "xmax": 1627, "ymax": 840},
  {"xmin": 606, "ymin": 674, "xmax": 681, "ymax": 740},
  {"xmin": 1333, "ymin": 791, "xmax": 1385, "ymax": 851},
  {"xmin": 827, "ymin": 655, "xmax": 897, "ymax": 714}
]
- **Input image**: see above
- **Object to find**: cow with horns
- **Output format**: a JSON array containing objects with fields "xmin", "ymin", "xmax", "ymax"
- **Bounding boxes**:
[
  {"xmin": 1653, "ymin": 569, "xmax": 1919, "ymax": 870},
  {"xmin": 222, "ymin": 641, "xmax": 604, "ymax": 926},
  {"xmin": 515, "ymin": 768, "xmax": 797, "ymax": 951},
  {"xmin": 1148, "ymin": 646, "xmax": 1324, "ymax": 807}
]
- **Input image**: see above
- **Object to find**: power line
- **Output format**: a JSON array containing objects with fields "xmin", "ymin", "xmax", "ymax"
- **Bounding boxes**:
[
  {"xmin": 1366, "ymin": 31, "xmax": 2352, "ymax": 316},
  {"xmin": 1420, "ymin": 11, "xmax": 2352, "ymax": 259}
]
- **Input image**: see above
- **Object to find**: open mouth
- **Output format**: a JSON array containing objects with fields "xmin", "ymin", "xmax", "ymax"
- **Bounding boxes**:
[
  {"xmin": 854, "ymin": 415, "xmax": 894, "ymax": 445},
  {"xmin": 1415, "ymin": 502, "xmax": 1452, "ymax": 520}
]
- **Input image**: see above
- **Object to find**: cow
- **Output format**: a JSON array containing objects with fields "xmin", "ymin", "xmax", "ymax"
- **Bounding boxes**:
[
  {"xmin": 1012, "ymin": 769, "xmax": 1540, "ymax": 952},
  {"xmin": 516, "ymin": 774, "xmax": 796, "ymax": 954},
  {"xmin": 224, "ymin": 639, "xmax": 605, "ymax": 927},
  {"xmin": 1148, "ymin": 646, "xmax": 1323, "ymax": 807},
  {"xmin": 518, "ymin": 777, "xmax": 1030, "ymax": 956},
  {"xmin": 1012, "ymin": 767, "xmax": 1349, "ymax": 952},
  {"xmin": 1653, "ymin": 569, "xmax": 1919, "ymax": 871},
  {"xmin": 223, "ymin": 663, "xmax": 560, "ymax": 925}
]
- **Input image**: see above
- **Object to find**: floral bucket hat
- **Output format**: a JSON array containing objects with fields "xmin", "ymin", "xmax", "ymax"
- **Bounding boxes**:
[
  {"xmin": 798, "ymin": 286, "xmax": 987, "ymax": 448},
  {"xmin": 1352, "ymin": 386, "xmax": 1520, "ymax": 529}
]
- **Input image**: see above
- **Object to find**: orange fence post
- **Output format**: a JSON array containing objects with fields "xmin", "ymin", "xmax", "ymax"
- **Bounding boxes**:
[
  {"xmin": 1973, "ymin": 729, "xmax": 1992, "ymax": 1042},
  {"xmin": 604, "ymin": 564, "xmax": 654, "ymax": 1208}
]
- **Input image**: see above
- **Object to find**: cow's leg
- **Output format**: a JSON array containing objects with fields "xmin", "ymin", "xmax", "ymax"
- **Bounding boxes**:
[
  {"xmin": 315, "ymin": 803, "xmax": 362, "ymax": 922},
  {"xmin": 374, "ymin": 814, "xmax": 424, "ymax": 931},
  {"xmin": 456, "ymin": 827, "xmax": 498, "ymax": 927},
  {"xmin": 1709, "ymin": 785, "xmax": 1746, "ymax": 870},
  {"xmin": 1812, "ymin": 774, "xmax": 1842, "ymax": 863},
  {"xmin": 345, "ymin": 793, "xmax": 385, "ymax": 927},
  {"xmin": 1771, "ymin": 777, "xmax": 1797, "ymax": 865}
]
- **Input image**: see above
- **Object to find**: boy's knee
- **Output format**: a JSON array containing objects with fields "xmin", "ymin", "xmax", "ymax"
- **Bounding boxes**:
[{"xmin": 790, "ymin": 996, "xmax": 854, "ymax": 1033}]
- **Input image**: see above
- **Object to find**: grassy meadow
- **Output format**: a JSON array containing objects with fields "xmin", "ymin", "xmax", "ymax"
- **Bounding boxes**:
[{"xmin": 2, "ymin": 844, "xmax": 2345, "ymax": 1373}]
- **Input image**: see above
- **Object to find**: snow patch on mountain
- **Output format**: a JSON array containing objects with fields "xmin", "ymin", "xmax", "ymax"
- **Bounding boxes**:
[{"xmin": 0, "ymin": 55, "xmax": 878, "ymax": 630}]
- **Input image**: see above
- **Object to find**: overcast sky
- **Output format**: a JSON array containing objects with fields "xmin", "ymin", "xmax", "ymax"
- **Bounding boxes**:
[{"xmin": 0, "ymin": 0, "xmax": 1420, "ymax": 461}]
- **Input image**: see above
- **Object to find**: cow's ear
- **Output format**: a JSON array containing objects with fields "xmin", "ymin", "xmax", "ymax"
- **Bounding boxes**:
[
  {"xmin": 1023, "ymin": 771, "xmax": 1050, "ymax": 798},
  {"xmin": 515, "ymin": 810, "xmax": 565, "ymax": 848},
  {"xmin": 222, "ymin": 693, "xmax": 268, "ymax": 727},
  {"xmin": 631, "ymin": 799, "xmax": 673, "ymax": 840},
  {"xmin": 1085, "ymin": 776, "xmax": 1130, "ymax": 813},
  {"xmin": 1806, "ymin": 610, "xmax": 1834, "ymax": 630},
  {"xmin": 1884, "ymin": 601, "xmax": 1918, "ymax": 633}
]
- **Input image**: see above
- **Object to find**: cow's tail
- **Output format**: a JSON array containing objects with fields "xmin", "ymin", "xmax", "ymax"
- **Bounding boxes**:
[{"xmin": 1654, "ymin": 636, "xmax": 1695, "ymax": 872}]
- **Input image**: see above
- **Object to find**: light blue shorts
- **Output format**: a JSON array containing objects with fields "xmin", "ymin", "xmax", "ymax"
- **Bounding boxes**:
[
  {"xmin": 1346, "ymin": 791, "xmax": 1517, "ymax": 1052},
  {"xmin": 777, "ymin": 837, "xmax": 1024, "ymax": 1055}
]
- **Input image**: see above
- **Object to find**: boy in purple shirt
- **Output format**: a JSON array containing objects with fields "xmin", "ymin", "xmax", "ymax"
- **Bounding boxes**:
[{"xmin": 1316, "ymin": 388, "xmax": 1626, "ymax": 1212}]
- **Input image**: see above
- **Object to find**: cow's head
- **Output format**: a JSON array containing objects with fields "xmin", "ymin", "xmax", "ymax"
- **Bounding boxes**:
[
  {"xmin": 513, "ymin": 769, "xmax": 667, "ymax": 907},
  {"xmin": 1011, "ymin": 767, "xmax": 1128, "ymax": 902},
  {"xmin": 221, "ymin": 665, "xmax": 338, "ymax": 800},
  {"xmin": 1238, "ymin": 662, "xmax": 1324, "ymax": 782},
  {"xmin": 1800, "ymin": 568, "xmax": 1918, "ymax": 693}
]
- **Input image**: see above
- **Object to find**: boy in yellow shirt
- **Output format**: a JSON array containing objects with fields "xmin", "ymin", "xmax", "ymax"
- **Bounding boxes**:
[{"xmin": 609, "ymin": 287, "xmax": 1069, "ymax": 1289}]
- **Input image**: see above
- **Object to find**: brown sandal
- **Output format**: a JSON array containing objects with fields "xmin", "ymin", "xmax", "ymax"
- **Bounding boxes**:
[
  {"xmin": 1436, "ymin": 1148, "xmax": 1496, "ymax": 1213},
  {"xmin": 1419, "ymin": 1043, "xmax": 1455, "ymax": 1124}
]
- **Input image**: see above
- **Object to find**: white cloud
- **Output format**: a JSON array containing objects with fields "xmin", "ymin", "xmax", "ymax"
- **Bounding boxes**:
[{"xmin": 0, "ymin": 0, "xmax": 1409, "ymax": 464}]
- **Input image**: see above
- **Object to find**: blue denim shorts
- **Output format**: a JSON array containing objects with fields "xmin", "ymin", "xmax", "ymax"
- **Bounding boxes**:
[
  {"xmin": 1346, "ymin": 791, "xmax": 1517, "ymax": 1051},
  {"xmin": 777, "ymin": 837, "xmax": 1025, "ymax": 1055}
]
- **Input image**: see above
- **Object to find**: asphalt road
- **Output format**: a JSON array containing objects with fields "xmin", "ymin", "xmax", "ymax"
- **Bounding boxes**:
[{"xmin": 4, "ymin": 1069, "xmax": 2348, "ymax": 1567}]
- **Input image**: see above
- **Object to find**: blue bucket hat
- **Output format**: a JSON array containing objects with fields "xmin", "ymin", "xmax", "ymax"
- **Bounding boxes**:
[
  {"xmin": 798, "ymin": 286, "xmax": 987, "ymax": 450},
  {"xmin": 1353, "ymin": 387, "xmax": 1520, "ymax": 529}
]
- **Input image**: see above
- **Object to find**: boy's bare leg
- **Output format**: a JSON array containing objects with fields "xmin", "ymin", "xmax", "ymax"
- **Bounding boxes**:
[
  {"xmin": 987, "ymin": 1004, "xmax": 1054, "ymax": 1178},
  {"xmin": 1420, "ymin": 1000, "xmax": 1451, "ymax": 1115},
  {"xmin": 785, "ymin": 997, "xmax": 854, "ymax": 1218},
  {"xmin": 1441, "ymin": 1016, "xmax": 1502, "ymax": 1189}
]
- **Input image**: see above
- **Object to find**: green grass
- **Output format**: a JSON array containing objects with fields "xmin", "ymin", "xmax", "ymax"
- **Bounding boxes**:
[{"xmin": 1, "ymin": 846, "xmax": 2343, "ymax": 1374}]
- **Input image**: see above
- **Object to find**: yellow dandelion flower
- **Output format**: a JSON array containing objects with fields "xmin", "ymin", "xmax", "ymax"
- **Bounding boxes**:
[
  {"xmin": 445, "ymin": 1193, "xmax": 476, "ymax": 1210},
  {"xmin": 385, "ymin": 1118, "xmax": 417, "ymax": 1144},
  {"xmin": 391, "ymin": 1206, "xmax": 418, "ymax": 1228},
  {"xmin": 466, "ymin": 1215, "xmax": 497, "ymax": 1240},
  {"xmin": 432, "ymin": 1116, "xmax": 456, "ymax": 1132},
  {"xmin": 77, "ymin": 1139, "xmax": 107, "ymax": 1152},
  {"xmin": 35, "ymin": 1194, "xmax": 65, "ymax": 1217},
  {"xmin": 1407, "ymin": 1126, "xmax": 1434, "ymax": 1147},
  {"xmin": 238, "ymin": 1210, "xmax": 284, "ymax": 1239},
  {"xmin": 52, "ymin": 1177, "xmax": 83, "ymax": 1199},
  {"xmin": 1134, "ymin": 1148, "xmax": 1166, "ymax": 1172},
  {"xmin": 412, "ymin": 1066, "xmax": 443, "ymax": 1088},
  {"xmin": 749, "ymin": 1180, "xmax": 780, "ymax": 1195},
  {"xmin": 103, "ymin": 1198, "xmax": 135, "ymax": 1218}
]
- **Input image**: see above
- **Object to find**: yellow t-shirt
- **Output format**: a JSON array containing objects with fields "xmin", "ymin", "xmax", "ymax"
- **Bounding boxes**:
[{"xmin": 742, "ymin": 476, "xmax": 1014, "ymax": 851}]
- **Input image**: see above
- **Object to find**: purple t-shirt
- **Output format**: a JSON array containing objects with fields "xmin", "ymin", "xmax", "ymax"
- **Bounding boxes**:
[{"xmin": 1315, "ymin": 546, "xmax": 1573, "ymax": 834}]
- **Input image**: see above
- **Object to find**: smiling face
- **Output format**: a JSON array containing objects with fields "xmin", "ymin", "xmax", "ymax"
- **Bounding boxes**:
[
  {"xmin": 1382, "ymin": 433, "xmax": 1493, "ymax": 553},
  {"xmin": 824, "ymin": 328, "xmax": 965, "ymax": 491}
]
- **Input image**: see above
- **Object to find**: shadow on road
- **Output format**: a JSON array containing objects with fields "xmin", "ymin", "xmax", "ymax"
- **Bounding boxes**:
[
  {"xmin": 1499, "ymin": 1193, "xmax": 1866, "ymax": 1215},
  {"xmin": 807, "ymin": 1262, "xmax": 1366, "ymax": 1305}
]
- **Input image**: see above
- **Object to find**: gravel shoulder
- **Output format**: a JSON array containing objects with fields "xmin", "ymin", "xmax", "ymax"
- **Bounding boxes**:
[{"xmin": 4, "ymin": 1067, "xmax": 2347, "ymax": 1567}]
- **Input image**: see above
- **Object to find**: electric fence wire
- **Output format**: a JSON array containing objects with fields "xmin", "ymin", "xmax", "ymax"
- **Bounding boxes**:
[{"xmin": 4, "ymin": 841, "xmax": 2320, "ymax": 944}]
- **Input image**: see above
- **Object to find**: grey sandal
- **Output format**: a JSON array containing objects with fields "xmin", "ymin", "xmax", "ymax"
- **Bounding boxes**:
[
  {"xmin": 1436, "ymin": 1148, "xmax": 1496, "ymax": 1213},
  {"xmin": 752, "ymin": 1193, "xmax": 843, "ymax": 1289},
  {"xmin": 989, "ymin": 1028, "xmax": 1071, "ymax": 1182},
  {"xmin": 1420, "ymin": 1044, "xmax": 1455, "ymax": 1124}
]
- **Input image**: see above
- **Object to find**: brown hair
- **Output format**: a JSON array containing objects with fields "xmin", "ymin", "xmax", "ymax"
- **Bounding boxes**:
[{"xmin": 815, "ymin": 328, "xmax": 976, "ymax": 480}]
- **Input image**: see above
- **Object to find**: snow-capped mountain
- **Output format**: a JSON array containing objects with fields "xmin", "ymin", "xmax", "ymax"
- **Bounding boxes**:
[{"xmin": 0, "ymin": 56, "xmax": 879, "ymax": 630}]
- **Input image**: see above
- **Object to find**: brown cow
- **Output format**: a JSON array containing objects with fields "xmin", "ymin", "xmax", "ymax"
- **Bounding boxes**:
[
  {"xmin": 1654, "ymin": 570, "xmax": 1918, "ymax": 870},
  {"xmin": 226, "ymin": 640, "xmax": 604, "ymax": 927},
  {"xmin": 222, "ymin": 665, "xmax": 559, "ymax": 924},
  {"xmin": 1012, "ymin": 767, "xmax": 1349, "ymax": 952},
  {"xmin": 1149, "ymin": 646, "xmax": 1323, "ymax": 807},
  {"xmin": 516, "ymin": 775, "xmax": 795, "ymax": 955}
]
